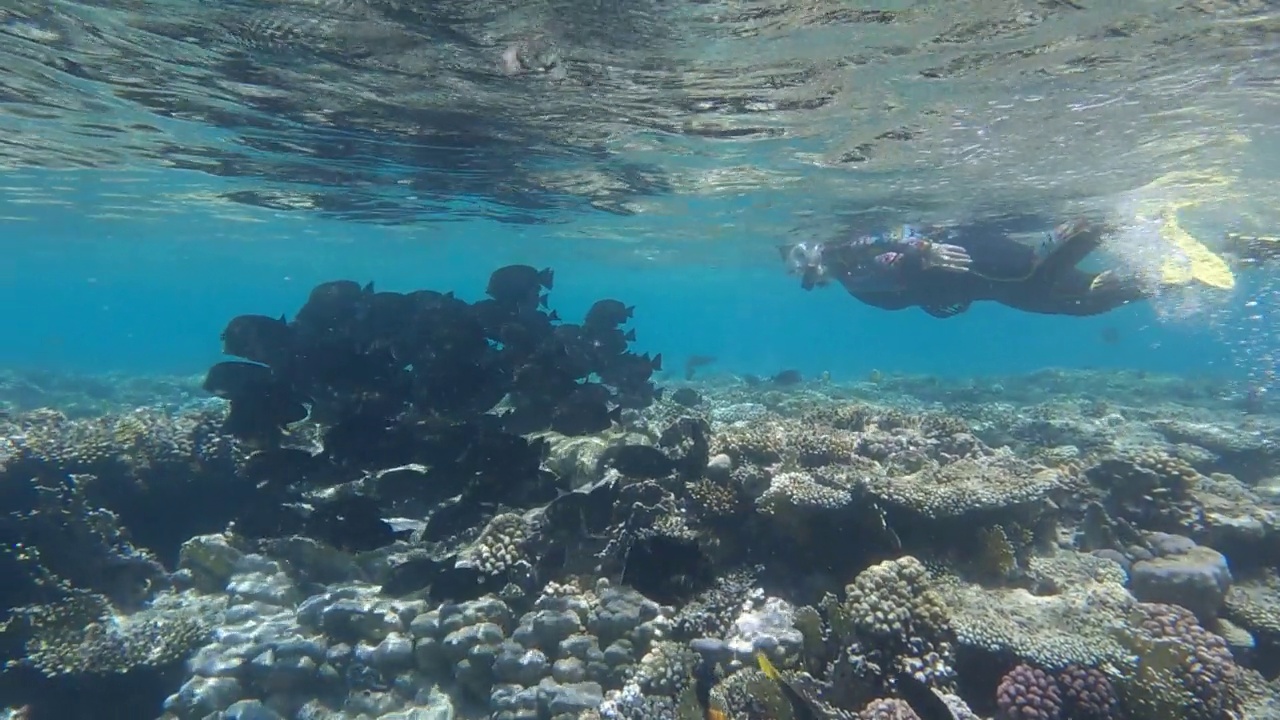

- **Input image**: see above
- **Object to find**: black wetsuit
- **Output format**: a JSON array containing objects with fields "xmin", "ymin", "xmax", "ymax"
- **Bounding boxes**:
[{"xmin": 844, "ymin": 225, "xmax": 1147, "ymax": 318}]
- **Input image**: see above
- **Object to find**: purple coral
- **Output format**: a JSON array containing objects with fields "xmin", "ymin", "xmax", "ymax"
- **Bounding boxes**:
[
  {"xmin": 859, "ymin": 697, "xmax": 921, "ymax": 720},
  {"xmin": 1056, "ymin": 665, "xmax": 1120, "ymax": 720},
  {"xmin": 997, "ymin": 664, "xmax": 1063, "ymax": 720},
  {"xmin": 1133, "ymin": 602, "xmax": 1240, "ymax": 719}
]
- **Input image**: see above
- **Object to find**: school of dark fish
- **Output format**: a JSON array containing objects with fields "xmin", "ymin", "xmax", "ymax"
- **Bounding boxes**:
[
  {"xmin": 204, "ymin": 264, "xmax": 662, "ymax": 454},
  {"xmin": 199, "ymin": 265, "xmax": 664, "ymax": 554}
]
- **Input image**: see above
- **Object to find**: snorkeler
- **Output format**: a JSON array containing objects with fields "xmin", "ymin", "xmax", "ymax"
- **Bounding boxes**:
[{"xmin": 780, "ymin": 219, "xmax": 1152, "ymax": 318}]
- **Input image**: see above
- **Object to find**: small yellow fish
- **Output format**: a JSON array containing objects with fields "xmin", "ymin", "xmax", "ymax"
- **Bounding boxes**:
[
  {"xmin": 755, "ymin": 653, "xmax": 820, "ymax": 720},
  {"xmin": 755, "ymin": 652, "xmax": 782, "ymax": 680}
]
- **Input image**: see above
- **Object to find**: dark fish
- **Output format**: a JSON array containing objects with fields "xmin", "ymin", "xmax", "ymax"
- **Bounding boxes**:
[
  {"xmin": 223, "ymin": 399, "xmax": 307, "ymax": 446},
  {"xmin": 597, "ymin": 352, "xmax": 660, "ymax": 387},
  {"xmin": 203, "ymin": 360, "xmax": 276, "ymax": 399},
  {"xmin": 305, "ymin": 494, "xmax": 399, "ymax": 553},
  {"xmin": 684, "ymin": 354, "xmax": 716, "ymax": 381},
  {"xmin": 365, "ymin": 291, "xmax": 413, "ymax": 345},
  {"xmin": 692, "ymin": 654, "xmax": 728, "ymax": 720},
  {"xmin": 512, "ymin": 347, "xmax": 582, "ymax": 398},
  {"xmin": 755, "ymin": 652, "xmax": 957, "ymax": 720},
  {"xmin": 892, "ymin": 671, "xmax": 959, "ymax": 720},
  {"xmin": 1100, "ymin": 326, "xmax": 1121, "ymax": 344},
  {"xmin": 221, "ymin": 314, "xmax": 292, "ymax": 368},
  {"xmin": 615, "ymin": 382, "xmax": 663, "ymax": 410},
  {"xmin": 755, "ymin": 653, "xmax": 819, "ymax": 720},
  {"xmin": 603, "ymin": 444, "xmax": 675, "ymax": 478},
  {"xmin": 671, "ymin": 387, "xmax": 702, "ymax": 407},
  {"xmin": 567, "ymin": 381, "xmax": 614, "ymax": 405},
  {"xmin": 550, "ymin": 391, "xmax": 621, "ymax": 436},
  {"xmin": 294, "ymin": 279, "xmax": 368, "ymax": 333},
  {"xmin": 471, "ymin": 297, "xmax": 518, "ymax": 335},
  {"xmin": 486, "ymin": 264, "xmax": 554, "ymax": 305},
  {"xmin": 383, "ymin": 556, "xmax": 504, "ymax": 603},
  {"xmin": 240, "ymin": 447, "xmax": 326, "ymax": 488},
  {"xmin": 404, "ymin": 289, "xmax": 463, "ymax": 323},
  {"xmin": 584, "ymin": 299, "xmax": 634, "ymax": 328},
  {"xmin": 499, "ymin": 305, "xmax": 560, "ymax": 349},
  {"xmin": 1244, "ymin": 384, "xmax": 1268, "ymax": 415},
  {"xmin": 308, "ymin": 279, "xmax": 365, "ymax": 304},
  {"xmin": 551, "ymin": 324, "xmax": 600, "ymax": 366},
  {"xmin": 584, "ymin": 326, "xmax": 632, "ymax": 357},
  {"xmin": 771, "ymin": 369, "xmax": 803, "ymax": 386},
  {"xmin": 204, "ymin": 361, "xmax": 308, "ymax": 445}
]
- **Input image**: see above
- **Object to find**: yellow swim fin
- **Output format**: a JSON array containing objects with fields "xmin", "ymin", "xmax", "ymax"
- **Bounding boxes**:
[{"xmin": 1157, "ymin": 207, "xmax": 1236, "ymax": 290}]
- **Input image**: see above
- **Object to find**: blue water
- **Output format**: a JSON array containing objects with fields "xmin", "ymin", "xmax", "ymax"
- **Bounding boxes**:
[{"xmin": 1, "ymin": 172, "xmax": 1242, "ymax": 382}]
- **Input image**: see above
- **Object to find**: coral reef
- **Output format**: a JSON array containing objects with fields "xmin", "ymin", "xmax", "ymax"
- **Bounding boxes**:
[{"xmin": 2, "ymin": 357, "xmax": 1280, "ymax": 719}]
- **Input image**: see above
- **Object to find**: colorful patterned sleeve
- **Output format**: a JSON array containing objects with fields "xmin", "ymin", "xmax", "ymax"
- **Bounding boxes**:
[
  {"xmin": 845, "ymin": 225, "xmax": 931, "ymax": 253},
  {"xmin": 828, "ymin": 225, "xmax": 932, "ymax": 274},
  {"xmin": 827, "ymin": 234, "xmax": 935, "ymax": 292}
]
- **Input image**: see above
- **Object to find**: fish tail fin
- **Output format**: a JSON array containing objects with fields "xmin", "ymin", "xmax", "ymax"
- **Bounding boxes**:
[
  {"xmin": 540, "ymin": 267, "xmax": 555, "ymax": 290},
  {"xmin": 626, "ymin": 305, "xmax": 635, "ymax": 318},
  {"xmin": 608, "ymin": 405, "xmax": 622, "ymax": 424},
  {"xmin": 652, "ymin": 353, "xmax": 663, "ymax": 371},
  {"xmin": 624, "ymin": 328, "xmax": 636, "ymax": 342},
  {"xmin": 549, "ymin": 310, "xmax": 561, "ymax": 322}
]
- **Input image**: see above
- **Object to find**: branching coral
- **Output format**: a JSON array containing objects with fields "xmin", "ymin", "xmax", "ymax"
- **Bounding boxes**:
[
  {"xmin": 756, "ymin": 470, "xmax": 855, "ymax": 515},
  {"xmin": 997, "ymin": 664, "xmax": 1062, "ymax": 720},
  {"xmin": 821, "ymin": 556, "xmax": 955, "ymax": 694},
  {"xmin": 462, "ymin": 513, "xmax": 532, "ymax": 577},
  {"xmin": 8, "ymin": 591, "xmax": 211, "ymax": 677},
  {"xmin": 0, "ymin": 471, "xmax": 166, "ymax": 613},
  {"xmin": 711, "ymin": 418, "xmax": 860, "ymax": 470},
  {"xmin": 1087, "ymin": 449, "xmax": 1198, "ymax": 500},
  {"xmin": 1223, "ymin": 581, "xmax": 1280, "ymax": 648},
  {"xmin": 6, "ymin": 407, "xmax": 242, "ymax": 476}
]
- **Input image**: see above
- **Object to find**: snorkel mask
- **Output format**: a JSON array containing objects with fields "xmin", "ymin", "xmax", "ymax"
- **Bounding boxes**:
[{"xmin": 780, "ymin": 241, "xmax": 829, "ymax": 290}]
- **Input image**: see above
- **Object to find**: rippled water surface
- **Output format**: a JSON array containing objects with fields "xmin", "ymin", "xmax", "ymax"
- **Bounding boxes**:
[{"xmin": 3, "ymin": 0, "xmax": 1279, "ymax": 252}]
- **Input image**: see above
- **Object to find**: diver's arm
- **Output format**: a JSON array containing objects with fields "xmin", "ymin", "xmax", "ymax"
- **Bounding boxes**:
[
  {"xmin": 826, "ymin": 226, "xmax": 970, "ymax": 277},
  {"xmin": 829, "ymin": 251, "xmax": 915, "ymax": 293},
  {"xmin": 843, "ymin": 225, "xmax": 934, "ymax": 255},
  {"xmin": 823, "ymin": 232, "xmax": 932, "ymax": 273}
]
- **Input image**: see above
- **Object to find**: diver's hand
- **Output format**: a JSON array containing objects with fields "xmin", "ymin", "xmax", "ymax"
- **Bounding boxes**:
[{"xmin": 921, "ymin": 242, "xmax": 972, "ymax": 272}]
